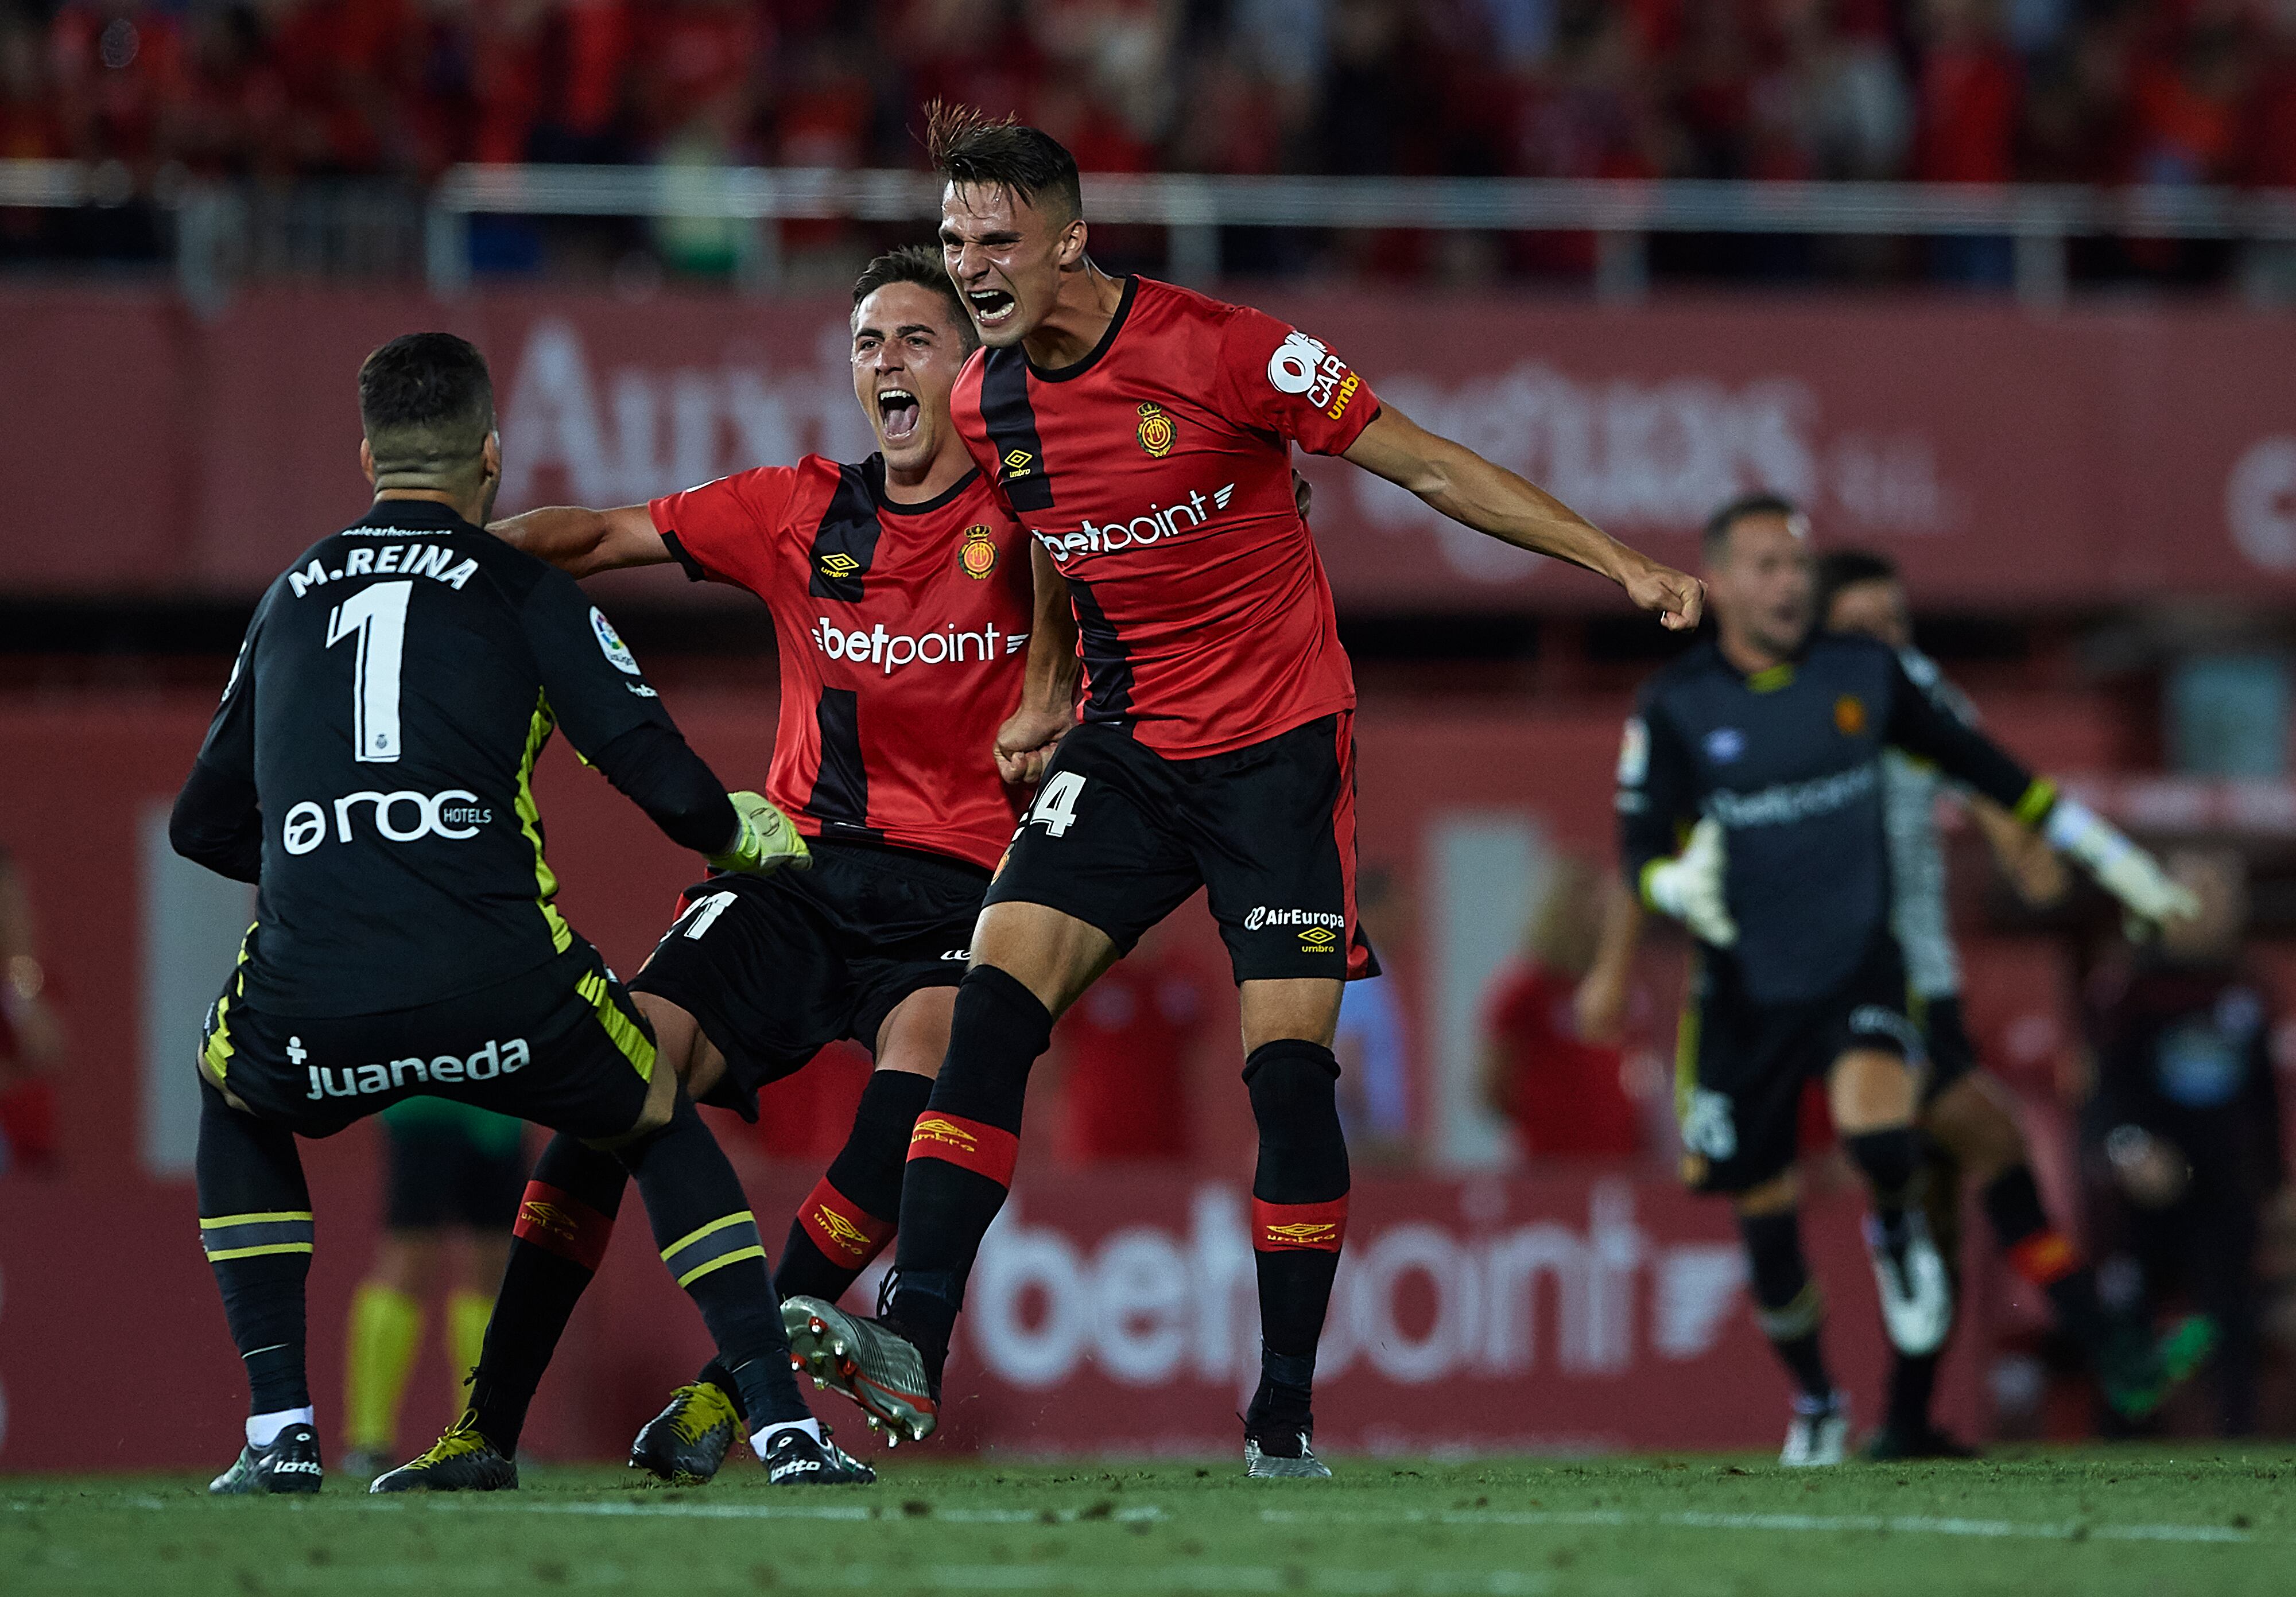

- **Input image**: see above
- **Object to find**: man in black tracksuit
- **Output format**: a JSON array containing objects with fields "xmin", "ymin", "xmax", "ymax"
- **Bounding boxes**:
[{"xmin": 1614, "ymin": 493, "xmax": 2193, "ymax": 1464}]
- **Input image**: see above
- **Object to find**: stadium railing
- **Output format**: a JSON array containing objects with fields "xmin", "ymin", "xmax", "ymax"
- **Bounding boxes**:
[{"xmin": 7, "ymin": 158, "xmax": 2296, "ymax": 311}]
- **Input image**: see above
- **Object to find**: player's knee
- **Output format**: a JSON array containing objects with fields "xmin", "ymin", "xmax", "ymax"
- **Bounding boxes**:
[
  {"xmin": 1926, "ymin": 1075, "xmax": 2026, "ymax": 1180},
  {"xmin": 1243, "ymin": 1039, "xmax": 1343, "ymax": 1136}
]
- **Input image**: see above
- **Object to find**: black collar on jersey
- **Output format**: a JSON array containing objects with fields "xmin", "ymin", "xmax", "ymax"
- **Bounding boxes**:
[
  {"xmin": 864, "ymin": 453, "xmax": 983, "ymax": 518},
  {"xmin": 1696, "ymin": 628, "xmax": 1824, "ymax": 690},
  {"xmin": 353, "ymin": 496, "xmax": 481, "ymax": 534},
  {"xmin": 1026, "ymin": 274, "xmax": 1139, "ymax": 384}
]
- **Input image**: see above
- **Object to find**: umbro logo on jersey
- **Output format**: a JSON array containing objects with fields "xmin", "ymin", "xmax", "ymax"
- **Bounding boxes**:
[
  {"xmin": 817, "ymin": 551, "xmax": 862, "ymax": 581},
  {"xmin": 1002, "ymin": 448, "xmax": 1035, "ymax": 477},
  {"xmin": 1036, "ymin": 484, "xmax": 1238, "ymax": 565}
]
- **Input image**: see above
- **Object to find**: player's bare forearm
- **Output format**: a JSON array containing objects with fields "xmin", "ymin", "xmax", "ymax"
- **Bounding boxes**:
[
  {"xmin": 489, "ymin": 504, "xmax": 668, "ymax": 578},
  {"xmin": 1971, "ymin": 794, "xmax": 2070, "ymax": 908},
  {"xmin": 1574, "ymin": 877, "xmax": 1646, "ymax": 1045},
  {"xmin": 1343, "ymin": 405, "xmax": 1703, "ymax": 630},
  {"xmin": 996, "ymin": 543, "xmax": 1083, "ymax": 784}
]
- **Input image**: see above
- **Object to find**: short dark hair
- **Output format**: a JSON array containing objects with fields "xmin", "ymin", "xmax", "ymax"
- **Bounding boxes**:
[
  {"xmin": 1702, "ymin": 491, "xmax": 1804, "ymax": 555},
  {"xmin": 924, "ymin": 100, "xmax": 1083, "ymax": 226},
  {"xmin": 1813, "ymin": 548, "xmax": 1899, "ymax": 623},
  {"xmin": 851, "ymin": 244, "xmax": 978, "ymax": 351},
  {"xmin": 358, "ymin": 333, "xmax": 494, "ymax": 477}
]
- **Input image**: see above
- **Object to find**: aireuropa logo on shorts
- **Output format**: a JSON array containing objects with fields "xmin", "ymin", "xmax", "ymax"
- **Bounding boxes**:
[
  {"xmin": 810, "ymin": 618, "xmax": 1028, "ymax": 675},
  {"xmin": 1244, "ymin": 906, "xmax": 1345, "ymax": 933},
  {"xmin": 1035, "ymin": 483, "xmax": 1236, "ymax": 565},
  {"xmin": 282, "ymin": 790, "xmax": 495, "ymax": 854}
]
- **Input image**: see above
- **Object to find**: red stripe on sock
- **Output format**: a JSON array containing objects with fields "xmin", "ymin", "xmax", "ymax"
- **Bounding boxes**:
[
  {"xmin": 906, "ymin": 1113, "xmax": 1019, "ymax": 1188},
  {"xmin": 797, "ymin": 1176, "xmax": 896, "ymax": 1266},
  {"xmin": 2008, "ymin": 1229, "xmax": 2081, "ymax": 1287},
  {"xmin": 1253, "ymin": 1195, "xmax": 1349, "ymax": 1253},
  {"xmin": 513, "ymin": 1181, "xmax": 615, "ymax": 1272}
]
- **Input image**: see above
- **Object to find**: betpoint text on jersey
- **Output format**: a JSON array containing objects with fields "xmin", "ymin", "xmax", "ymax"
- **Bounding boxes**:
[
  {"xmin": 1035, "ymin": 481, "xmax": 1239, "ymax": 564},
  {"xmin": 809, "ymin": 617, "xmax": 1029, "ymax": 674}
]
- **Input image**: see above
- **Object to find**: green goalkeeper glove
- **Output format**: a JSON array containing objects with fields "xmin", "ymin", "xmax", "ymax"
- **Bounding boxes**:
[
  {"xmin": 2042, "ymin": 795, "xmax": 2196, "ymax": 932},
  {"xmin": 707, "ymin": 791, "xmax": 811, "ymax": 877},
  {"xmin": 1640, "ymin": 816, "xmax": 1738, "ymax": 948}
]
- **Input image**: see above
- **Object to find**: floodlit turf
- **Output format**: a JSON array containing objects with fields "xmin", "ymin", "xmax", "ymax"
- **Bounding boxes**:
[{"xmin": 6, "ymin": 1447, "xmax": 2294, "ymax": 1597}]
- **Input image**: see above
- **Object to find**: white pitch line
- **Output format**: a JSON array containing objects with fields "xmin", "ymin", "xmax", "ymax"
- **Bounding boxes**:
[
  {"xmin": 85, "ymin": 1493, "xmax": 1169, "ymax": 1526},
  {"xmin": 823, "ymin": 1567, "xmax": 1548, "ymax": 1595},
  {"xmin": 1260, "ymin": 1506, "xmax": 2253, "ymax": 1544}
]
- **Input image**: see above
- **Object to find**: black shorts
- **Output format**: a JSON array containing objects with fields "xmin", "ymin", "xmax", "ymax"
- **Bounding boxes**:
[
  {"xmin": 1676, "ymin": 934, "xmax": 1923, "ymax": 1194},
  {"xmin": 1915, "ymin": 992, "xmax": 1979, "ymax": 1103},
  {"xmin": 382, "ymin": 1122, "xmax": 529, "ymax": 1231},
  {"xmin": 984, "ymin": 714, "xmax": 1379, "ymax": 984},
  {"xmin": 630, "ymin": 840, "xmax": 989, "ymax": 1121},
  {"xmin": 199, "ymin": 942, "xmax": 656, "ymax": 1141}
]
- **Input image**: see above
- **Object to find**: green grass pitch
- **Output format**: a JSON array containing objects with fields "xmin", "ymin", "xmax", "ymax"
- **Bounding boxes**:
[{"xmin": 6, "ymin": 1448, "xmax": 2293, "ymax": 1596}]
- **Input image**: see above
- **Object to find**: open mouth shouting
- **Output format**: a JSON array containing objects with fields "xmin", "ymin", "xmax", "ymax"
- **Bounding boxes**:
[
  {"xmin": 967, "ymin": 287, "xmax": 1018, "ymax": 329},
  {"xmin": 876, "ymin": 386, "xmax": 921, "ymax": 443}
]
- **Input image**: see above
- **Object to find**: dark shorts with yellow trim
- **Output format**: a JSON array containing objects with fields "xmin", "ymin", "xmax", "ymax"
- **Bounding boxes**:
[
  {"xmin": 1676, "ymin": 934, "xmax": 1922, "ymax": 1194},
  {"xmin": 199, "ymin": 942, "xmax": 654, "ymax": 1141},
  {"xmin": 1912, "ymin": 990, "xmax": 1980, "ymax": 1104},
  {"xmin": 983, "ymin": 714, "xmax": 1380, "ymax": 984},
  {"xmin": 382, "ymin": 1121, "xmax": 530, "ymax": 1231},
  {"xmin": 629, "ymin": 840, "xmax": 990, "ymax": 1122}
]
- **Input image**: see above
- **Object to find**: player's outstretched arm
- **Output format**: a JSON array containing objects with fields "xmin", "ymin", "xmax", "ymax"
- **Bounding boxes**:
[
  {"xmin": 995, "ymin": 542, "xmax": 1083, "ymax": 785},
  {"xmin": 490, "ymin": 504, "xmax": 669, "ymax": 579},
  {"xmin": 1341, "ymin": 405, "xmax": 1704, "ymax": 631}
]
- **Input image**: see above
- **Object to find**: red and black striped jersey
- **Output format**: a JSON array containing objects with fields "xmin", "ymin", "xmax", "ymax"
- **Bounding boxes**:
[
  {"xmin": 949, "ymin": 275, "xmax": 1379, "ymax": 757},
  {"xmin": 649, "ymin": 456, "xmax": 1030, "ymax": 872}
]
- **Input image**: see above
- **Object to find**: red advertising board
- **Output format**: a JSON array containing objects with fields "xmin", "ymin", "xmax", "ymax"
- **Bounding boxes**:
[{"xmin": 3, "ymin": 287, "xmax": 2295, "ymax": 609}]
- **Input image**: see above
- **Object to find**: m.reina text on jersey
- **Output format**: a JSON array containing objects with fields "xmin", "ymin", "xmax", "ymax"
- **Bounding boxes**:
[
  {"xmin": 286, "ymin": 531, "xmax": 481, "ymax": 599},
  {"xmin": 286, "ymin": 1031, "xmax": 531, "ymax": 1101}
]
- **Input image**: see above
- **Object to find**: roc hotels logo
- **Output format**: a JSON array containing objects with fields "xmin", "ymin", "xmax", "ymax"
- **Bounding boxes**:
[
  {"xmin": 818, "ymin": 550, "xmax": 860, "ymax": 581},
  {"xmin": 959, "ymin": 524, "xmax": 998, "ymax": 580},
  {"xmin": 1002, "ymin": 447, "xmax": 1035, "ymax": 477},
  {"xmin": 1136, "ymin": 401, "xmax": 1176, "ymax": 458},
  {"xmin": 812, "ymin": 1204, "xmax": 874, "ymax": 1259},
  {"xmin": 910, "ymin": 1116, "xmax": 979, "ymax": 1155}
]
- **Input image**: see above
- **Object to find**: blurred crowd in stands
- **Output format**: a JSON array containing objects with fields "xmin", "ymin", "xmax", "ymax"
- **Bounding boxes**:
[{"xmin": 4, "ymin": 0, "xmax": 2295, "ymax": 191}]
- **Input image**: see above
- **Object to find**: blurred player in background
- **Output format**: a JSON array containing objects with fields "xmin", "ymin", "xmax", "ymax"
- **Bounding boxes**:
[
  {"xmin": 2085, "ymin": 846, "xmax": 2282, "ymax": 1436},
  {"xmin": 339, "ymin": 1100, "xmax": 528, "ymax": 1479},
  {"xmin": 1599, "ymin": 492, "xmax": 2194, "ymax": 1466},
  {"xmin": 1051, "ymin": 913, "xmax": 1213, "ymax": 1165},
  {"xmin": 0, "ymin": 846, "xmax": 64, "ymax": 1172},
  {"xmin": 173, "ymin": 332, "xmax": 865, "ymax": 1495},
  {"xmin": 388, "ymin": 246, "xmax": 1036, "ymax": 1487},
  {"xmin": 1815, "ymin": 549, "xmax": 2212, "ymax": 1457},
  {"xmin": 789, "ymin": 103, "xmax": 1704, "ymax": 1480},
  {"xmin": 1487, "ymin": 858, "xmax": 1645, "ymax": 1161},
  {"xmin": 1335, "ymin": 867, "xmax": 1414, "ymax": 1164}
]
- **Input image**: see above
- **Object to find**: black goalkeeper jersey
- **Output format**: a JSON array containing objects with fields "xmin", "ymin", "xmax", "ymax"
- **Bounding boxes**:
[
  {"xmin": 1617, "ymin": 631, "xmax": 2051, "ymax": 1007},
  {"xmin": 174, "ymin": 497, "xmax": 734, "ymax": 1019}
]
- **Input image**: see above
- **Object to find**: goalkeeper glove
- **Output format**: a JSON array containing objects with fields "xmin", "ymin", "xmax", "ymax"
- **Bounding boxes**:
[
  {"xmin": 1641, "ymin": 816, "xmax": 1738, "ymax": 947},
  {"xmin": 2042, "ymin": 796, "xmax": 2196, "ymax": 931},
  {"xmin": 707, "ymin": 791, "xmax": 811, "ymax": 876}
]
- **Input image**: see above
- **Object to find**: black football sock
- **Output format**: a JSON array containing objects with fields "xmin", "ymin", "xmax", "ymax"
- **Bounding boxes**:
[
  {"xmin": 1244, "ymin": 1040, "xmax": 1351, "ymax": 1431},
  {"xmin": 1887, "ymin": 1138, "xmax": 1963, "ymax": 1435},
  {"xmin": 1844, "ymin": 1127, "xmax": 1922, "ymax": 1242},
  {"xmin": 1737, "ymin": 1208, "xmax": 1834, "ymax": 1404},
  {"xmin": 196, "ymin": 1079, "xmax": 315, "ymax": 1423},
  {"xmin": 888, "ymin": 966, "xmax": 1050, "ymax": 1381},
  {"xmin": 622, "ymin": 1090, "xmax": 809, "ymax": 1428},
  {"xmin": 776, "ymin": 1067, "xmax": 934, "ymax": 1304},
  {"xmin": 1887, "ymin": 1352, "xmax": 1942, "ymax": 1435},
  {"xmin": 467, "ymin": 1133, "xmax": 626, "ymax": 1455},
  {"xmin": 1981, "ymin": 1164, "xmax": 2113, "ymax": 1351}
]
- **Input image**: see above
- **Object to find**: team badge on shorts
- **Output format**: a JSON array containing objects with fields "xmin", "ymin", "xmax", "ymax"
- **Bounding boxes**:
[
  {"xmin": 1834, "ymin": 694, "xmax": 1867, "ymax": 736},
  {"xmin": 959, "ymin": 525, "xmax": 998, "ymax": 580},
  {"xmin": 1135, "ymin": 401, "xmax": 1176, "ymax": 458}
]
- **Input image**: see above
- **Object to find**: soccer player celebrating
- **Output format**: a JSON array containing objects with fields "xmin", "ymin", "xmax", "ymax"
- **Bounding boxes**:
[
  {"xmin": 173, "ymin": 333, "xmax": 871, "ymax": 1494},
  {"xmin": 782, "ymin": 104, "xmax": 1704, "ymax": 1479},
  {"xmin": 1595, "ymin": 494, "xmax": 2193, "ymax": 1466},
  {"xmin": 1813, "ymin": 547, "xmax": 2212, "ymax": 1456},
  {"xmin": 382, "ymin": 246, "xmax": 1042, "ymax": 1488}
]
